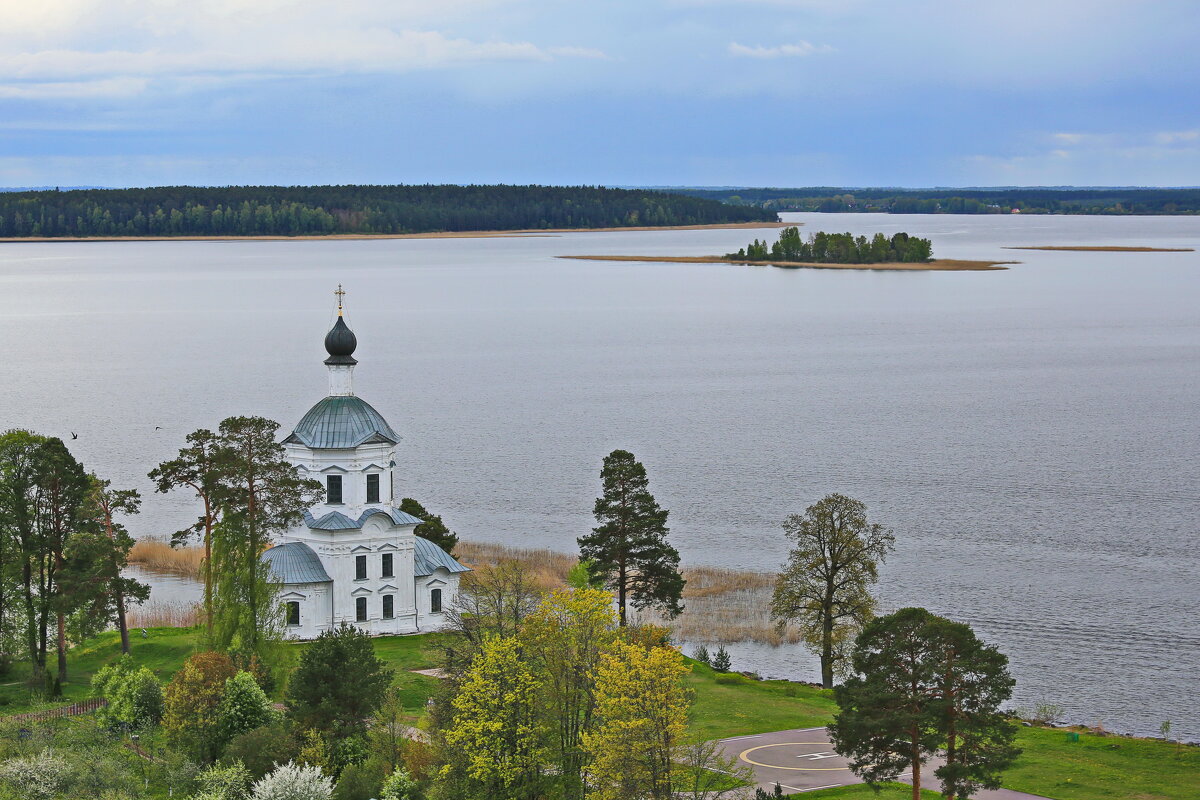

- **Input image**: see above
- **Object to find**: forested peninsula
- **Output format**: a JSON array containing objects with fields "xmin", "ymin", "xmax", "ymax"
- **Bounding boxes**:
[
  {"xmin": 0, "ymin": 184, "xmax": 777, "ymax": 238},
  {"xmin": 678, "ymin": 186, "xmax": 1200, "ymax": 215}
]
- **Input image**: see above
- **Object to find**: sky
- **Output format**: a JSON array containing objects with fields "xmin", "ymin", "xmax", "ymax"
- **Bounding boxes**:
[{"xmin": 1, "ymin": 0, "xmax": 1198, "ymax": 188}]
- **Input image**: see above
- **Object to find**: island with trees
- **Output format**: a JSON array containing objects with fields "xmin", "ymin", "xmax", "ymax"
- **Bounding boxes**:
[
  {"xmin": 562, "ymin": 226, "xmax": 1014, "ymax": 271},
  {"xmin": 0, "ymin": 184, "xmax": 777, "ymax": 239}
]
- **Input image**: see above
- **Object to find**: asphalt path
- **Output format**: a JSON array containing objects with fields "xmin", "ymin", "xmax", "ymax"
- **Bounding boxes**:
[{"xmin": 712, "ymin": 727, "xmax": 1049, "ymax": 798}]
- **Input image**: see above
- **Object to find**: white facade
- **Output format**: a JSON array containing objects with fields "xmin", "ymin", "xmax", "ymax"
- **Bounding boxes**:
[{"xmin": 263, "ymin": 311, "xmax": 467, "ymax": 640}]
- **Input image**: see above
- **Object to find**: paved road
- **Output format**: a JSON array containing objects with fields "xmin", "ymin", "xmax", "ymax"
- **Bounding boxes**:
[{"xmin": 712, "ymin": 727, "xmax": 1050, "ymax": 798}]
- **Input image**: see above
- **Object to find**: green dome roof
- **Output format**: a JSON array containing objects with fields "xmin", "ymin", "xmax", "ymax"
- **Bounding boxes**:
[{"xmin": 285, "ymin": 395, "xmax": 399, "ymax": 449}]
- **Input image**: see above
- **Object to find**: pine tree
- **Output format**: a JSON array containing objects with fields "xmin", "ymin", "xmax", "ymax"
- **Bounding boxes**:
[
  {"xmin": 398, "ymin": 497, "xmax": 458, "ymax": 554},
  {"xmin": 578, "ymin": 450, "xmax": 684, "ymax": 625}
]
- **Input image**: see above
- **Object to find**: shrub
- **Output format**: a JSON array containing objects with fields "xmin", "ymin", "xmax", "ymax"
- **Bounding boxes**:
[
  {"xmin": 710, "ymin": 646, "xmax": 732, "ymax": 672},
  {"xmin": 380, "ymin": 768, "xmax": 419, "ymax": 800},
  {"xmin": 164, "ymin": 651, "xmax": 237, "ymax": 762},
  {"xmin": 221, "ymin": 671, "xmax": 278, "ymax": 744},
  {"xmin": 691, "ymin": 644, "xmax": 711, "ymax": 665},
  {"xmin": 714, "ymin": 673, "xmax": 744, "ymax": 686},
  {"xmin": 0, "ymin": 749, "xmax": 71, "ymax": 800},
  {"xmin": 194, "ymin": 761, "xmax": 253, "ymax": 800},
  {"xmin": 222, "ymin": 721, "xmax": 302, "ymax": 780},
  {"xmin": 252, "ymin": 761, "xmax": 334, "ymax": 800},
  {"xmin": 331, "ymin": 760, "xmax": 386, "ymax": 800},
  {"xmin": 92, "ymin": 656, "xmax": 164, "ymax": 729}
]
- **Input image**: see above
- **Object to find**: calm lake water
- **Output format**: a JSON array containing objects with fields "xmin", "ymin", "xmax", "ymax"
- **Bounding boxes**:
[{"xmin": 1, "ymin": 213, "xmax": 1197, "ymax": 740}]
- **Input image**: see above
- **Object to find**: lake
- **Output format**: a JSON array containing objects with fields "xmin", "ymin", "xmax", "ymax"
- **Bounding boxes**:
[{"xmin": 1, "ymin": 212, "xmax": 1197, "ymax": 740}]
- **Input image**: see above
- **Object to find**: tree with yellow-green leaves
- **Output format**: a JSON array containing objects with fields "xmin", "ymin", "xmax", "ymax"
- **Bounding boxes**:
[
  {"xmin": 443, "ymin": 635, "xmax": 549, "ymax": 800},
  {"xmin": 583, "ymin": 640, "xmax": 691, "ymax": 800},
  {"xmin": 522, "ymin": 588, "xmax": 620, "ymax": 800}
]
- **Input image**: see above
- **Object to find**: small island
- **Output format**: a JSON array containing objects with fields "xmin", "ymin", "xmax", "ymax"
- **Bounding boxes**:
[{"xmin": 561, "ymin": 226, "xmax": 1015, "ymax": 271}]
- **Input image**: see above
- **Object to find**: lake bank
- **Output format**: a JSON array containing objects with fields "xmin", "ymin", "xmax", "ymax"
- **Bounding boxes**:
[
  {"xmin": 557, "ymin": 254, "xmax": 1014, "ymax": 271},
  {"xmin": 0, "ymin": 220, "xmax": 793, "ymax": 244},
  {"xmin": 1004, "ymin": 245, "xmax": 1193, "ymax": 252}
]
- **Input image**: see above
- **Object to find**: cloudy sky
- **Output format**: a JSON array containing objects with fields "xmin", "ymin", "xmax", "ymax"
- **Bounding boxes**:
[{"xmin": 2, "ymin": 0, "xmax": 1197, "ymax": 187}]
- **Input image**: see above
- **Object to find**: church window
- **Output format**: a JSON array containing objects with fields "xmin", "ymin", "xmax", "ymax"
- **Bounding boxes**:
[
  {"xmin": 356, "ymin": 596, "xmax": 367, "ymax": 622},
  {"xmin": 381, "ymin": 553, "xmax": 393, "ymax": 577},
  {"xmin": 383, "ymin": 594, "xmax": 394, "ymax": 619},
  {"xmin": 430, "ymin": 588, "xmax": 443, "ymax": 613},
  {"xmin": 286, "ymin": 601, "xmax": 300, "ymax": 626},
  {"xmin": 326, "ymin": 475, "xmax": 343, "ymax": 504},
  {"xmin": 355, "ymin": 555, "xmax": 367, "ymax": 580},
  {"xmin": 366, "ymin": 473, "xmax": 380, "ymax": 503}
]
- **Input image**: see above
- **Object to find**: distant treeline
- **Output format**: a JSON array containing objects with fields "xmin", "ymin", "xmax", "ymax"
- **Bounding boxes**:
[
  {"xmin": 678, "ymin": 187, "xmax": 1200, "ymax": 215},
  {"xmin": 0, "ymin": 185, "xmax": 777, "ymax": 238},
  {"xmin": 731, "ymin": 227, "xmax": 933, "ymax": 263}
]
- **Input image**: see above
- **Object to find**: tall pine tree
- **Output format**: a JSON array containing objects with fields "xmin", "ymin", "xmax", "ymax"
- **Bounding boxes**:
[{"xmin": 578, "ymin": 450, "xmax": 684, "ymax": 626}]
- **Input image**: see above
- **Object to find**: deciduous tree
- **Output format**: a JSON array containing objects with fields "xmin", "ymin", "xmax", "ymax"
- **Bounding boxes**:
[
  {"xmin": 578, "ymin": 450, "xmax": 684, "ymax": 625},
  {"xmin": 583, "ymin": 640, "xmax": 690, "ymax": 800},
  {"xmin": 771, "ymin": 493, "xmax": 894, "ymax": 688},
  {"xmin": 163, "ymin": 651, "xmax": 237, "ymax": 762}
]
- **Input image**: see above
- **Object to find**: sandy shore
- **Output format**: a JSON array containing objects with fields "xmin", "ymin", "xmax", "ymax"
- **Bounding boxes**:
[
  {"xmin": 0, "ymin": 221, "xmax": 792, "ymax": 244},
  {"xmin": 1004, "ymin": 245, "xmax": 1193, "ymax": 252},
  {"xmin": 557, "ymin": 254, "xmax": 1014, "ymax": 271}
]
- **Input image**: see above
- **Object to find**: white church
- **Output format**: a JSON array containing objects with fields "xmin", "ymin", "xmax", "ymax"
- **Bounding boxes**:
[{"xmin": 261, "ymin": 294, "xmax": 469, "ymax": 640}]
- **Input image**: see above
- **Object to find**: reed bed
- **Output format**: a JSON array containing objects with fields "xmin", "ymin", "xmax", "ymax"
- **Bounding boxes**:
[
  {"xmin": 128, "ymin": 537, "xmax": 797, "ymax": 645},
  {"xmin": 126, "ymin": 600, "xmax": 202, "ymax": 629},
  {"xmin": 128, "ymin": 538, "xmax": 204, "ymax": 579}
]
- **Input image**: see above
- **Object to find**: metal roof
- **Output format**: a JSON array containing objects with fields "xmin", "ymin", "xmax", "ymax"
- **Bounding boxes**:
[
  {"xmin": 414, "ymin": 536, "xmax": 470, "ymax": 577},
  {"xmin": 262, "ymin": 542, "xmax": 333, "ymax": 584},
  {"xmin": 304, "ymin": 508, "xmax": 426, "ymax": 531},
  {"xmin": 284, "ymin": 396, "xmax": 400, "ymax": 449}
]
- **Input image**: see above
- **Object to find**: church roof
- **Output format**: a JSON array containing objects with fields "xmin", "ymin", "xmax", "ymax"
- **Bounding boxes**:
[
  {"xmin": 284, "ymin": 395, "xmax": 400, "ymax": 449},
  {"xmin": 262, "ymin": 542, "xmax": 333, "ymax": 584},
  {"xmin": 414, "ymin": 536, "xmax": 471, "ymax": 577},
  {"xmin": 304, "ymin": 507, "xmax": 426, "ymax": 531}
]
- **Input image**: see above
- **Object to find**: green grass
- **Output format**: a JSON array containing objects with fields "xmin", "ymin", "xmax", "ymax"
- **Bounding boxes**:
[
  {"xmin": 1003, "ymin": 726, "xmax": 1200, "ymax": 800},
  {"xmin": 0, "ymin": 627, "xmax": 202, "ymax": 713},
  {"xmin": 785, "ymin": 783, "xmax": 942, "ymax": 799},
  {"xmin": 685, "ymin": 659, "xmax": 838, "ymax": 740}
]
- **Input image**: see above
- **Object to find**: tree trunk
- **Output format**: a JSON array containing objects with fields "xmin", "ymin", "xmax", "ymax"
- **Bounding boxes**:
[
  {"xmin": 617, "ymin": 560, "xmax": 627, "ymax": 626},
  {"xmin": 204, "ymin": 505, "xmax": 213, "ymax": 634},
  {"xmin": 116, "ymin": 592, "xmax": 130, "ymax": 654},
  {"xmin": 821, "ymin": 611, "xmax": 834, "ymax": 689},
  {"xmin": 943, "ymin": 651, "xmax": 958, "ymax": 800},
  {"xmin": 56, "ymin": 611, "xmax": 67, "ymax": 682},
  {"xmin": 910, "ymin": 732, "xmax": 921, "ymax": 800}
]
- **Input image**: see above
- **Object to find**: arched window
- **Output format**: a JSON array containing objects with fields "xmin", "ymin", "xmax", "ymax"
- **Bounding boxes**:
[{"xmin": 430, "ymin": 588, "xmax": 443, "ymax": 614}]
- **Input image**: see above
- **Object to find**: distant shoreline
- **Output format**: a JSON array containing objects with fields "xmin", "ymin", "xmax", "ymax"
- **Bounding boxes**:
[
  {"xmin": 0, "ymin": 221, "xmax": 793, "ymax": 244},
  {"xmin": 558, "ymin": 254, "xmax": 1014, "ymax": 271},
  {"xmin": 1004, "ymin": 245, "xmax": 1193, "ymax": 252}
]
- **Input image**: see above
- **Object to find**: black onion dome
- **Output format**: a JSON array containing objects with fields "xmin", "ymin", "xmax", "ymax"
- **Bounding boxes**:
[{"xmin": 323, "ymin": 316, "xmax": 358, "ymax": 365}]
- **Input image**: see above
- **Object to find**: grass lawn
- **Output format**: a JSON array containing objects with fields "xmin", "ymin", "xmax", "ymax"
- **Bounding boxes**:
[
  {"xmin": 1004, "ymin": 726, "xmax": 1200, "ymax": 800},
  {"xmin": 685, "ymin": 659, "xmax": 838, "ymax": 740},
  {"xmin": 0, "ymin": 627, "xmax": 202, "ymax": 713},
  {"xmin": 785, "ymin": 783, "xmax": 943, "ymax": 799}
]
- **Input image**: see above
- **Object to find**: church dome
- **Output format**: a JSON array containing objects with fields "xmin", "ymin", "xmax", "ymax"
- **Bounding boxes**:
[
  {"xmin": 323, "ymin": 317, "xmax": 358, "ymax": 365},
  {"xmin": 284, "ymin": 395, "xmax": 400, "ymax": 449}
]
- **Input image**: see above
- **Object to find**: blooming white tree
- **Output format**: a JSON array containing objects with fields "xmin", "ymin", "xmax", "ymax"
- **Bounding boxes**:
[
  {"xmin": 251, "ymin": 761, "xmax": 333, "ymax": 800},
  {"xmin": 0, "ymin": 750, "xmax": 71, "ymax": 800}
]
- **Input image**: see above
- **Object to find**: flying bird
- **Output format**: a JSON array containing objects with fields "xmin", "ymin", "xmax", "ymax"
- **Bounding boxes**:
[
  {"xmin": 155, "ymin": 426, "xmax": 162, "ymax": 430},
  {"xmin": 70, "ymin": 432, "xmax": 78, "ymax": 440}
]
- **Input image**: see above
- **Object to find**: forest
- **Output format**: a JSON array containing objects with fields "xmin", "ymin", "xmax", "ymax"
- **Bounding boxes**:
[
  {"xmin": 0, "ymin": 185, "xmax": 776, "ymax": 238},
  {"xmin": 678, "ymin": 186, "xmax": 1200, "ymax": 215},
  {"xmin": 730, "ymin": 227, "xmax": 933, "ymax": 263}
]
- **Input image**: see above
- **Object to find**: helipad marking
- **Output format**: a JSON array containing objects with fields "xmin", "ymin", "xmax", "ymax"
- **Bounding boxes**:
[{"xmin": 739, "ymin": 742, "xmax": 852, "ymax": 771}]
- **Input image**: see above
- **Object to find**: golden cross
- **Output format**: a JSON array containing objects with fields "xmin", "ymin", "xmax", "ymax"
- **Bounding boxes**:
[{"xmin": 334, "ymin": 284, "xmax": 345, "ymax": 316}]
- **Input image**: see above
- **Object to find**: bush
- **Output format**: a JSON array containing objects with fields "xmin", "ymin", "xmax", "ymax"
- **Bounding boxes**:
[
  {"xmin": 92, "ymin": 656, "xmax": 164, "ymax": 729},
  {"xmin": 714, "ymin": 673, "xmax": 744, "ymax": 686},
  {"xmin": 252, "ymin": 761, "xmax": 334, "ymax": 800},
  {"xmin": 331, "ymin": 759, "xmax": 387, "ymax": 800},
  {"xmin": 0, "ymin": 749, "xmax": 71, "ymax": 800},
  {"xmin": 710, "ymin": 646, "xmax": 732, "ymax": 672},
  {"xmin": 379, "ymin": 768, "xmax": 419, "ymax": 800},
  {"xmin": 691, "ymin": 645, "xmax": 711, "ymax": 666},
  {"xmin": 222, "ymin": 721, "xmax": 302, "ymax": 780},
  {"xmin": 194, "ymin": 761, "xmax": 253, "ymax": 800},
  {"xmin": 220, "ymin": 671, "xmax": 278, "ymax": 745},
  {"xmin": 164, "ymin": 651, "xmax": 237, "ymax": 762}
]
